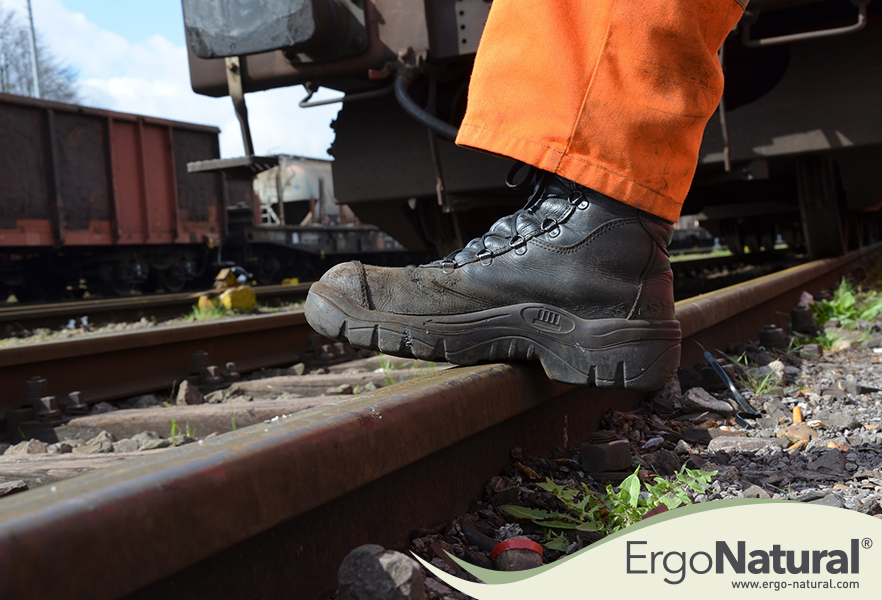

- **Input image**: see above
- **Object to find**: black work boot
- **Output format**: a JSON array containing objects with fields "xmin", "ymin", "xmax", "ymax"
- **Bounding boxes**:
[{"xmin": 304, "ymin": 167, "xmax": 680, "ymax": 390}]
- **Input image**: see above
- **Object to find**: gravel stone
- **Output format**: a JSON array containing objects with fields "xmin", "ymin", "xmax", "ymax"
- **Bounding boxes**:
[
  {"xmin": 131, "ymin": 431, "xmax": 171, "ymax": 451},
  {"xmin": 681, "ymin": 387, "xmax": 735, "ymax": 417},
  {"xmin": 176, "ymin": 381, "xmax": 204, "ymax": 406},
  {"xmin": 112, "ymin": 439, "xmax": 139, "ymax": 453},
  {"xmin": 0, "ymin": 480, "xmax": 28, "ymax": 497},
  {"xmin": 338, "ymin": 545, "xmax": 424, "ymax": 600},
  {"xmin": 815, "ymin": 409, "xmax": 862, "ymax": 430},
  {"xmin": 47, "ymin": 442, "xmax": 73, "ymax": 454},
  {"xmin": 129, "ymin": 394, "xmax": 160, "ymax": 409},
  {"xmin": 776, "ymin": 423, "xmax": 817, "ymax": 442},
  {"xmin": 4, "ymin": 439, "xmax": 48, "ymax": 455},
  {"xmin": 707, "ymin": 437, "xmax": 788, "ymax": 453},
  {"xmin": 742, "ymin": 484, "xmax": 771, "ymax": 499}
]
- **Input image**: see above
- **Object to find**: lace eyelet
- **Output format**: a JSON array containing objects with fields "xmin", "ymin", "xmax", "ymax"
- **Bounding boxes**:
[
  {"xmin": 477, "ymin": 250, "xmax": 493, "ymax": 266},
  {"xmin": 440, "ymin": 260, "xmax": 456, "ymax": 274},
  {"xmin": 510, "ymin": 235, "xmax": 527, "ymax": 255},
  {"xmin": 568, "ymin": 191, "xmax": 589, "ymax": 209},
  {"xmin": 542, "ymin": 218, "xmax": 560, "ymax": 238}
]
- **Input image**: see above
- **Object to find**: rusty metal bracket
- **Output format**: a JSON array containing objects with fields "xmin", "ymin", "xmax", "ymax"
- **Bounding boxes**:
[
  {"xmin": 224, "ymin": 56, "xmax": 254, "ymax": 156},
  {"xmin": 298, "ymin": 81, "xmax": 394, "ymax": 108},
  {"xmin": 742, "ymin": 1, "xmax": 869, "ymax": 48}
]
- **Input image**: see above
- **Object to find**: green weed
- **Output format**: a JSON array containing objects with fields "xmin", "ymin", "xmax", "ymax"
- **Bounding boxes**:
[
  {"xmin": 812, "ymin": 278, "xmax": 882, "ymax": 328},
  {"xmin": 728, "ymin": 353, "xmax": 781, "ymax": 396},
  {"xmin": 376, "ymin": 355, "xmax": 396, "ymax": 385},
  {"xmin": 183, "ymin": 304, "xmax": 231, "ymax": 321},
  {"xmin": 813, "ymin": 329, "xmax": 846, "ymax": 352},
  {"xmin": 500, "ymin": 466, "xmax": 717, "ymax": 549}
]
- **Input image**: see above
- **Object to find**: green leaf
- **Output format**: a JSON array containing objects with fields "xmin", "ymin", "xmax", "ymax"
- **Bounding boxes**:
[
  {"xmin": 575, "ymin": 522, "xmax": 599, "ymax": 532},
  {"xmin": 620, "ymin": 471, "xmax": 642, "ymax": 508},
  {"xmin": 544, "ymin": 537, "xmax": 570, "ymax": 551},
  {"xmin": 559, "ymin": 489, "xmax": 579, "ymax": 501},
  {"xmin": 536, "ymin": 519, "xmax": 580, "ymax": 529},
  {"xmin": 499, "ymin": 505, "xmax": 558, "ymax": 520},
  {"xmin": 536, "ymin": 478, "xmax": 560, "ymax": 493}
]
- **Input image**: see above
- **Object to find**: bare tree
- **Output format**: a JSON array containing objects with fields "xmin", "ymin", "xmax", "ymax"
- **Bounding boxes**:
[{"xmin": 0, "ymin": 5, "xmax": 78, "ymax": 103}]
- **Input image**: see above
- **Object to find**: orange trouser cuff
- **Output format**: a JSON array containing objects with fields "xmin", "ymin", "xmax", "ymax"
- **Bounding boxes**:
[{"xmin": 456, "ymin": 0, "xmax": 746, "ymax": 222}]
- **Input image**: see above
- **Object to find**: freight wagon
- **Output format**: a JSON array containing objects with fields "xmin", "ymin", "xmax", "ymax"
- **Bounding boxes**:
[
  {"xmin": 0, "ymin": 93, "xmax": 223, "ymax": 297},
  {"xmin": 0, "ymin": 93, "xmax": 423, "ymax": 299}
]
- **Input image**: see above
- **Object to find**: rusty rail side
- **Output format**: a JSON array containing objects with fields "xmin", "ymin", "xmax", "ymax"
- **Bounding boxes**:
[
  {"xmin": 0, "ymin": 364, "xmax": 637, "ymax": 599},
  {"xmin": 0, "ymin": 244, "xmax": 878, "ymax": 599},
  {"xmin": 678, "ymin": 243, "xmax": 881, "ymax": 364},
  {"xmin": 0, "ymin": 310, "xmax": 313, "ymax": 408}
]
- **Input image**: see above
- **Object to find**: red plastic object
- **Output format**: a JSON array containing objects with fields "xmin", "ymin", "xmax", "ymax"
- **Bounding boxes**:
[
  {"xmin": 367, "ymin": 67, "xmax": 391, "ymax": 80},
  {"xmin": 490, "ymin": 539, "xmax": 544, "ymax": 560}
]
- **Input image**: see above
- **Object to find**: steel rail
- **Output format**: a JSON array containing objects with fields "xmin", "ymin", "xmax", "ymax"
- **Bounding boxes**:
[
  {"xmin": 0, "ymin": 244, "xmax": 878, "ymax": 600},
  {"xmin": 0, "ymin": 310, "xmax": 315, "ymax": 412},
  {"xmin": 0, "ymin": 283, "xmax": 312, "ymax": 336}
]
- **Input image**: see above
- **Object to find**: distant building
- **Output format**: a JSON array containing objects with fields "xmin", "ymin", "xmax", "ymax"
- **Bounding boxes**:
[{"xmin": 253, "ymin": 156, "xmax": 357, "ymax": 226}]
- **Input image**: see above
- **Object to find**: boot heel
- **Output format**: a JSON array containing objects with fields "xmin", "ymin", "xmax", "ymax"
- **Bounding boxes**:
[{"xmin": 591, "ymin": 341, "xmax": 680, "ymax": 391}]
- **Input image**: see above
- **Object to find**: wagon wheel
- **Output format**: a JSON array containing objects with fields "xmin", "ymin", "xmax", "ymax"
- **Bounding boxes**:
[
  {"xmin": 157, "ymin": 264, "xmax": 187, "ymax": 293},
  {"xmin": 99, "ymin": 262, "xmax": 137, "ymax": 297}
]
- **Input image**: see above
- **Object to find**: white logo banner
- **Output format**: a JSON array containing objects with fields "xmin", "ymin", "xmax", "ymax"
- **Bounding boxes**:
[{"xmin": 416, "ymin": 500, "xmax": 882, "ymax": 599}]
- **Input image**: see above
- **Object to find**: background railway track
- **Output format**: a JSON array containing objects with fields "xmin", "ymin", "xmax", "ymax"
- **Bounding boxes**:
[
  {"xmin": 0, "ymin": 243, "xmax": 877, "ymax": 599},
  {"xmin": 0, "ymin": 282, "xmax": 312, "ymax": 337},
  {"xmin": 0, "ymin": 248, "xmax": 808, "ymax": 424}
]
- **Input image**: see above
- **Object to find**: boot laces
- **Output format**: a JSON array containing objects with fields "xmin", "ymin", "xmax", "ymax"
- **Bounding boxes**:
[{"xmin": 435, "ymin": 162, "xmax": 590, "ymax": 269}]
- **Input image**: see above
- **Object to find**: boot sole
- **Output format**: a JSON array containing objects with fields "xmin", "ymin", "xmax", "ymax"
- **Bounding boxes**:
[{"xmin": 304, "ymin": 282, "xmax": 681, "ymax": 390}]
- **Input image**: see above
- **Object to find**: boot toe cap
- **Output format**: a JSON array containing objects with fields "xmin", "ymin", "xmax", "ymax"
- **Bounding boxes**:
[{"xmin": 315, "ymin": 261, "xmax": 370, "ymax": 308}]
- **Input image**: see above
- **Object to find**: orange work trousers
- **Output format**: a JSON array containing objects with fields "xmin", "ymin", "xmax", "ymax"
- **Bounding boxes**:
[{"xmin": 456, "ymin": 0, "xmax": 747, "ymax": 222}]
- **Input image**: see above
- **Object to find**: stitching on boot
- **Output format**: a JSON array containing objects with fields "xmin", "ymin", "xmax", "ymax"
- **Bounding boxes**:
[
  {"xmin": 532, "ymin": 218, "xmax": 636, "ymax": 255},
  {"xmin": 627, "ymin": 243, "xmax": 655, "ymax": 319}
]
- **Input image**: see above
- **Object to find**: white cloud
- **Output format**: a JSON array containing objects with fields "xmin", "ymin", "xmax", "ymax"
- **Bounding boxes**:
[{"xmin": 29, "ymin": 0, "xmax": 340, "ymax": 158}]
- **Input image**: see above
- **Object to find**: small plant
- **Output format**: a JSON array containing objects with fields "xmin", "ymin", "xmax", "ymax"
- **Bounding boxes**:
[
  {"xmin": 185, "ymin": 421, "xmax": 196, "ymax": 438},
  {"xmin": 377, "ymin": 355, "xmax": 397, "ymax": 385},
  {"xmin": 812, "ymin": 278, "xmax": 882, "ymax": 328},
  {"xmin": 728, "ymin": 353, "xmax": 781, "ymax": 395},
  {"xmin": 500, "ymin": 466, "xmax": 717, "ymax": 549},
  {"xmin": 813, "ymin": 329, "xmax": 846, "ymax": 352},
  {"xmin": 230, "ymin": 412, "xmax": 237, "ymax": 431},
  {"xmin": 183, "ymin": 304, "xmax": 231, "ymax": 321}
]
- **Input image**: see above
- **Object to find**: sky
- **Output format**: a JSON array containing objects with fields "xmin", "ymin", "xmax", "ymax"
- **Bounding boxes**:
[{"xmin": 2, "ymin": 0, "xmax": 341, "ymax": 158}]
